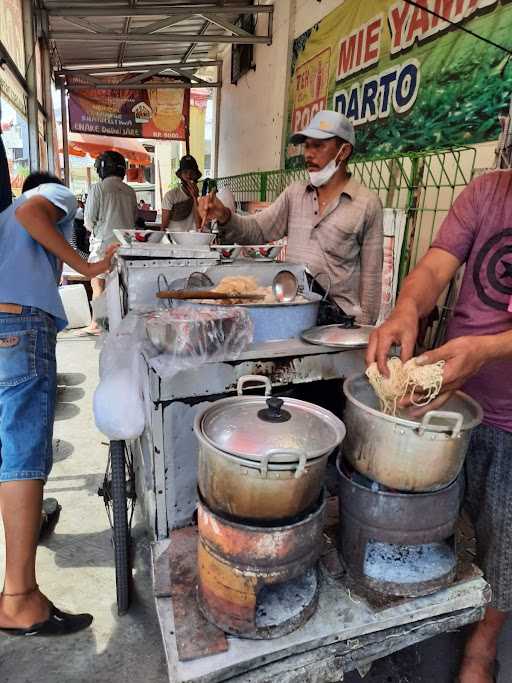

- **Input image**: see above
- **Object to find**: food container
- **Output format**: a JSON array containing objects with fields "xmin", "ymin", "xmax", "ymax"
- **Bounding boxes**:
[
  {"xmin": 145, "ymin": 306, "xmax": 251, "ymax": 358},
  {"xmin": 168, "ymin": 231, "xmax": 215, "ymax": 248},
  {"xmin": 185, "ymin": 292, "xmax": 321, "ymax": 344},
  {"xmin": 194, "ymin": 375, "xmax": 346, "ymax": 522},
  {"xmin": 342, "ymin": 373, "xmax": 483, "ymax": 492}
]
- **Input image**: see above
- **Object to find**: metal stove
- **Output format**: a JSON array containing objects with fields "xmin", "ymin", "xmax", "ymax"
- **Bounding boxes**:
[
  {"xmin": 337, "ymin": 455, "xmax": 460, "ymax": 597},
  {"xmin": 196, "ymin": 493, "xmax": 326, "ymax": 639}
]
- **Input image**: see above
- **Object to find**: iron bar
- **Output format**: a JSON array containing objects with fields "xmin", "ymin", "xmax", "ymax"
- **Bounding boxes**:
[{"xmin": 49, "ymin": 31, "xmax": 269, "ymax": 44}]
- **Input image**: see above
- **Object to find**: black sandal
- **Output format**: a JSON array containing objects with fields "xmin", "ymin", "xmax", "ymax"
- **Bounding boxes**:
[{"xmin": 0, "ymin": 586, "xmax": 92, "ymax": 637}]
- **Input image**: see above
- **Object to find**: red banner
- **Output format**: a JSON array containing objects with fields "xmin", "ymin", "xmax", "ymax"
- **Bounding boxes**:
[{"xmin": 68, "ymin": 75, "xmax": 190, "ymax": 141}]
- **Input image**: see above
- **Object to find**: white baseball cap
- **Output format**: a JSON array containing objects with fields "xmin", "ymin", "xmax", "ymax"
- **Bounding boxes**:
[{"xmin": 290, "ymin": 110, "xmax": 355, "ymax": 147}]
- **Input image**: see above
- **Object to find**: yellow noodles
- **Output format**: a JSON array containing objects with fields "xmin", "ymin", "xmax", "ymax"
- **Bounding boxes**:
[{"xmin": 366, "ymin": 357, "xmax": 445, "ymax": 415}]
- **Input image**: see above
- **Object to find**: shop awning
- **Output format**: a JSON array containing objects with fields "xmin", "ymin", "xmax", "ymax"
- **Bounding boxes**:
[
  {"xmin": 59, "ymin": 132, "xmax": 152, "ymax": 165},
  {"xmin": 38, "ymin": 1, "xmax": 272, "ymax": 88}
]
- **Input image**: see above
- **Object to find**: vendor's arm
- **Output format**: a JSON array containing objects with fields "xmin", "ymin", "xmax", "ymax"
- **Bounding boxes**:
[
  {"xmin": 199, "ymin": 188, "xmax": 290, "ymax": 244},
  {"xmin": 367, "ymin": 178, "xmax": 480, "ymax": 374},
  {"xmin": 16, "ymin": 196, "xmax": 116, "ymax": 278},
  {"xmin": 84, "ymin": 184, "xmax": 100, "ymax": 234},
  {"xmin": 359, "ymin": 197, "xmax": 384, "ymax": 325}
]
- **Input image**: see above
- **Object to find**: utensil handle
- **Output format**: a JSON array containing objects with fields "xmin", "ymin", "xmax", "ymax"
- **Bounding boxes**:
[
  {"xmin": 156, "ymin": 290, "xmax": 265, "ymax": 300},
  {"xmin": 237, "ymin": 375, "xmax": 272, "ymax": 397},
  {"xmin": 417, "ymin": 411, "xmax": 464, "ymax": 438},
  {"xmin": 265, "ymin": 448, "xmax": 308, "ymax": 479}
]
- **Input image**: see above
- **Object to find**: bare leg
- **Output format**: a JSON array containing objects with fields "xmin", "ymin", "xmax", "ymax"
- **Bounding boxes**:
[
  {"xmin": 459, "ymin": 607, "xmax": 507, "ymax": 682},
  {"xmin": 0, "ymin": 480, "xmax": 49, "ymax": 627},
  {"xmin": 85, "ymin": 276, "xmax": 105, "ymax": 333}
]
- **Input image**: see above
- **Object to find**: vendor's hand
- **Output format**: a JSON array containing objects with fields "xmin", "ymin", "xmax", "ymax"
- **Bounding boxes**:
[
  {"xmin": 399, "ymin": 335, "xmax": 491, "ymax": 417},
  {"xmin": 88, "ymin": 244, "xmax": 119, "ymax": 278},
  {"xmin": 198, "ymin": 194, "xmax": 230, "ymax": 224},
  {"xmin": 415, "ymin": 336, "xmax": 491, "ymax": 394},
  {"xmin": 182, "ymin": 179, "xmax": 199, "ymax": 199},
  {"xmin": 366, "ymin": 303, "xmax": 419, "ymax": 376}
]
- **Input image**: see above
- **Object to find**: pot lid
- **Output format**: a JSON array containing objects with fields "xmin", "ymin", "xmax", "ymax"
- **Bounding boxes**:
[
  {"xmin": 198, "ymin": 396, "xmax": 346, "ymax": 462},
  {"xmin": 302, "ymin": 324, "xmax": 374, "ymax": 349}
]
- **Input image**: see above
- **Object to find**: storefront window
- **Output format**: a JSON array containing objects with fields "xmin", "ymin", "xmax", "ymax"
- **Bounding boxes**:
[
  {"xmin": 1, "ymin": 67, "xmax": 30, "ymax": 196},
  {"xmin": 0, "ymin": 0, "xmax": 25, "ymax": 75}
]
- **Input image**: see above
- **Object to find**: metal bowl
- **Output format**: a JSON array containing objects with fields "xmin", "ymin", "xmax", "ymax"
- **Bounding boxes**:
[{"xmin": 168, "ymin": 231, "xmax": 215, "ymax": 247}]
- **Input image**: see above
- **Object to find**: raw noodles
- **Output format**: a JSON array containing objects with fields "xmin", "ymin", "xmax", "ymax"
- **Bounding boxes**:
[{"xmin": 366, "ymin": 357, "xmax": 445, "ymax": 415}]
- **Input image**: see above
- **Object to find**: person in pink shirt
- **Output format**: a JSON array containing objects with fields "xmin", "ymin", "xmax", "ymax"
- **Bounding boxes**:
[{"xmin": 368, "ymin": 169, "xmax": 512, "ymax": 683}]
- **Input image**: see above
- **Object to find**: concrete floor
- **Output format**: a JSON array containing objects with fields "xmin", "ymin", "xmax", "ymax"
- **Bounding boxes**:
[
  {"xmin": 0, "ymin": 336, "xmax": 167, "ymax": 683},
  {"xmin": 0, "ymin": 335, "xmax": 510, "ymax": 682}
]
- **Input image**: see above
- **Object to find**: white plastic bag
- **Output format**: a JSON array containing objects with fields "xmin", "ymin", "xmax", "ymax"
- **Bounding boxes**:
[
  {"xmin": 93, "ymin": 369, "xmax": 145, "ymax": 440},
  {"xmin": 93, "ymin": 312, "xmax": 148, "ymax": 439}
]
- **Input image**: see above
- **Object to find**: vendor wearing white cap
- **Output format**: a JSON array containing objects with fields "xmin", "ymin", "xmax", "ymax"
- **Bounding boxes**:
[{"xmin": 199, "ymin": 110, "xmax": 383, "ymax": 324}]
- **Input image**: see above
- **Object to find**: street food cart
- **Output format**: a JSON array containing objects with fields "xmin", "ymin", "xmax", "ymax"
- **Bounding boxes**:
[{"xmin": 103, "ymin": 234, "xmax": 489, "ymax": 682}]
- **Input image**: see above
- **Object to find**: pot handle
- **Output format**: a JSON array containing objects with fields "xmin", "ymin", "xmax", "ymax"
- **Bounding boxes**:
[
  {"xmin": 237, "ymin": 375, "xmax": 272, "ymax": 397},
  {"xmin": 417, "ymin": 411, "xmax": 464, "ymax": 439},
  {"xmin": 264, "ymin": 448, "xmax": 308, "ymax": 479}
]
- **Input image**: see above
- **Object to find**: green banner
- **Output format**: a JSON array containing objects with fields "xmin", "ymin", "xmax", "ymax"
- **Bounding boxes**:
[{"xmin": 286, "ymin": 0, "xmax": 512, "ymax": 166}]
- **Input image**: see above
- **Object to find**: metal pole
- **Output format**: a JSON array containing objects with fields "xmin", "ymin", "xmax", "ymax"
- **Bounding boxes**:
[
  {"xmin": 60, "ymin": 82, "xmax": 70, "ymax": 186},
  {"xmin": 22, "ymin": 0, "xmax": 39, "ymax": 171},
  {"xmin": 213, "ymin": 61, "xmax": 222, "ymax": 178},
  {"xmin": 42, "ymin": 43, "xmax": 56, "ymax": 173}
]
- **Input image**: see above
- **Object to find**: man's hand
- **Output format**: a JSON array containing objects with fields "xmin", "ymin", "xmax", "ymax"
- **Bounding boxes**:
[
  {"xmin": 415, "ymin": 335, "xmax": 492, "ymax": 394},
  {"xmin": 398, "ymin": 335, "xmax": 493, "ymax": 417},
  {"xmin": 182, "ymin": 179, "xmax": 199, "ymax": 199},
  {"xmin": 366, "ymin": 302, "xmax": 420, "ymax": 375},
  {"xmin": 198, "ymin": 194, "xmax": 229, "ymax": 224},
  {"xmin": 87, "ymin": 244, "xmax": 118, "ymax": 279}
]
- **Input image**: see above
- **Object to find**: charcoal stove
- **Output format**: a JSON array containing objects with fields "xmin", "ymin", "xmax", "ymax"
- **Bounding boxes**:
[
  {"xmin": 196, "ymin": 492, "xmax": 326, "ymax": 639},
  {"xmin": 336, "ymin": 455, "xmax": 461, "ymax": 598}
]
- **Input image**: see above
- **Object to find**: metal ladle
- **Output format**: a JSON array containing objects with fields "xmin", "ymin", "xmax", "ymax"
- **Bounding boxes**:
[{"xmin": 272, "ymin": 270, "xmax": 299, "ymax": 302}]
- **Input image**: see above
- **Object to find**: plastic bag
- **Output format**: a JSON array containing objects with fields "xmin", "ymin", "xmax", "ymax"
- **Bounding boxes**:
[
  {"xmin": 145, "ymin": 304, "xmax": 253, "ymax": 378},
  {"xmin": 94, "ymin": 312, "xmax": 149, "ymax": 440},
  {"xmin": 93, "ymin": 368, "xmax": 145, "ymax": 440}
]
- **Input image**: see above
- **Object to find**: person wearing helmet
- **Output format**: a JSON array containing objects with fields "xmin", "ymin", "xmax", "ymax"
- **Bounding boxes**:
[
  {"xmin": 84, "ymin": 151, "xmax": 137, "ymax": 334},
  {"xmin": 161, "ymin": 155, "xmax": 202, "ymax": 232},
  {"xmin": 199, "ymin": 111, "xmax": 383, "ymax": 325}
]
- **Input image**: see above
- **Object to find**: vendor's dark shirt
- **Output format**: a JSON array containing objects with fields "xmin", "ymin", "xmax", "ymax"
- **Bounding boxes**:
[{"xmin": 432, "ymin": 169, "xmax": 512, "ymax": 432}]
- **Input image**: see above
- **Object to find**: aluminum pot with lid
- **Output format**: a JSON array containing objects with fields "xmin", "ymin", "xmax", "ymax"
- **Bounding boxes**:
[
  {"xmin": 343, "ymin": 373, "xmax": 483, "ymax": 492},
  {"xmin": 194, "ymin": 375, "xmax": 346, "ymax": 522}
]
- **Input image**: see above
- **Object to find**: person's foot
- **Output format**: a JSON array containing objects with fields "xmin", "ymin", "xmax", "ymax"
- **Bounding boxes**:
[
  {"xmin": 0, "ymin": 589, "xmax": 49, "ymax": 629},
  {"xmin": 38, "ymin": 498, "xmax": 62, "ymax": 543},
  {"xmin": 0, "ymin": 589, "xmax": 93, "ymax": 636},
  {"xmin": 458, "ymin": 656, "xmax": 496, "ymax": 682}
]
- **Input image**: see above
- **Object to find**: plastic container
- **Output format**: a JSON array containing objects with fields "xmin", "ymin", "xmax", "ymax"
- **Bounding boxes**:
[{"xmin": 59, "ymin": 284, "xmax": 91, "ymax": 329}]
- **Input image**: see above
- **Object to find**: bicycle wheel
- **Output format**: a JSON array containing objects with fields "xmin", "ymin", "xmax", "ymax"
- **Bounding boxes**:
[
  {"xmin": 110, "ymin": 440, "xmax": 131, "ymax": 615},
  {"xmin": 98, "ymin": 440, "xmax": 136, "ymax": 615}
]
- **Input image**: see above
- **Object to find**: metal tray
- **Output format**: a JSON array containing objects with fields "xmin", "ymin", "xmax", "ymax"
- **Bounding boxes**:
[{"xmin": 302, "ymin": 324, "xmax": 374, "ymax": 349}]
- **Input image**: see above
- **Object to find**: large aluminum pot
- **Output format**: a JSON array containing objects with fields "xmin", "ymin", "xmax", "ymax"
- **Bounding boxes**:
[
  {"xmin": 194, "ymin": 375, "xmax": 346, "ymax": 522},
  {"xmin": 343, "ymin": 373, "xmax": 483, "ymax": 492}
]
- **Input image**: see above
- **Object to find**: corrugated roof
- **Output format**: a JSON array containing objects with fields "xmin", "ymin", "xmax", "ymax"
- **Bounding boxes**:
[{"xmin": 37, "ymin": 1, "xmax": 272, "ymax": 79}]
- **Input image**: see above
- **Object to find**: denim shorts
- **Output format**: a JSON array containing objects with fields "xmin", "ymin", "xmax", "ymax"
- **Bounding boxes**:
[{"xmin": 0, "ymin": 307, "xmax": 57, "ymax": 482}]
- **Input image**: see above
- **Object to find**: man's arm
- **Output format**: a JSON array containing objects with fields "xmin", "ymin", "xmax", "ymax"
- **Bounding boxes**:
[
  {"xmin": 359, "ymin": 198, "xmax": 384, "ymax": 325},
  {"xmin": 16, "ymin": 196, "xmax": 115, "ymax": 278},
  {"xmin": 84, "ymin": 185, "xmax": 99, "ymax": 234},
  {"xmin": 367, "ymin": 248, "xmax": 461, "ymax": 374},
  {"xmin": 200, "ymin": 189, "xmax": 290, "ymax": 245}
]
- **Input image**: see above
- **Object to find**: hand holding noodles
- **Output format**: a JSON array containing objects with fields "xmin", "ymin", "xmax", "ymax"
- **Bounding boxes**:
[{"xmin": 366, "ymin": 357, "xmax": 445, "ymax": 415}]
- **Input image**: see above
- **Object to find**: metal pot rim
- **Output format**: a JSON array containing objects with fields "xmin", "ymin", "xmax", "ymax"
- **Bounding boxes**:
[
  {"xmin": 189, "ymin": 292, "xmax": 322, "ymax": 308},
  {"xmin": 336, "ymin": 453, "xmax": 461, "ymax": 499},
  {"xmin": 195, "ymin": 395, "xmax": 346, "ymax": 461},
  {"xmin": 343, "ymin": 373, "xmax": 483, "ymax": 432},
  {"xmin": 197, "ymin": 437, "xmax": 329, "ymax": 470}
]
